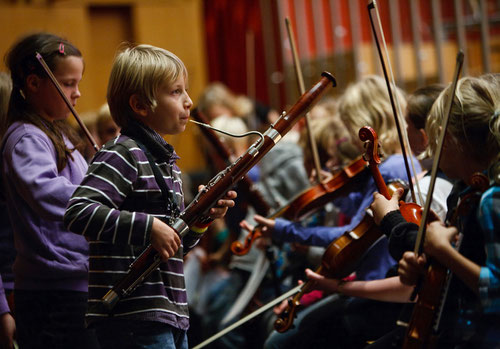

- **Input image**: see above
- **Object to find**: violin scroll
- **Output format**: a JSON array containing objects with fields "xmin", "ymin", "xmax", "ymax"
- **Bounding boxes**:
[
  {"xmin": 230, "ymin": 227, "xmax": 262, "ymax": 255},
  {"xmin": 359, "ymin": 126, "xmax": 382, "ymax": 166}
]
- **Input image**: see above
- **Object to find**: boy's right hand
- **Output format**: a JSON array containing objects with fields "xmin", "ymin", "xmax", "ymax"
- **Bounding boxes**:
[{"xmin": 151, "ymin": 217, "xmax": 181, "ymax": 261}]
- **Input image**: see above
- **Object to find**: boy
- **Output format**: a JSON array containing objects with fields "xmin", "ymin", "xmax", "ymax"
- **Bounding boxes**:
[{"xmin": 64, "ymin": 44, "xmax": 235, "ymax": 348}]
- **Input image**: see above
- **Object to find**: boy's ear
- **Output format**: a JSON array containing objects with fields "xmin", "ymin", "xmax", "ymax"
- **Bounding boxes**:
[{"xmin": 129, "ymin": 94, "xmax": 149, "ymax": 118}]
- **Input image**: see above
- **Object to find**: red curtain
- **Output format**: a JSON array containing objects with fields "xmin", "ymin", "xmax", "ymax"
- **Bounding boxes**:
[{"xmin": 203, "ymin": 0, "xmax": 270, "ymax": 104}]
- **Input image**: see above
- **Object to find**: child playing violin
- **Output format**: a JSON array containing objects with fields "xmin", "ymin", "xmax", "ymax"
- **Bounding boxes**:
[
  {"xmin": 64, "ymin": 44, "xmax": 236, "ymax": 349},
  {"xmin": 300, "ymin": 83, "xmax": 454, "ymax": 348},
  {"xmin": 257, "ymin": 75, "xmax": 422, "ymax": 348},
  {"xmin": 369, "ymin": 75, "xmax": 500, "ymax": 348}
]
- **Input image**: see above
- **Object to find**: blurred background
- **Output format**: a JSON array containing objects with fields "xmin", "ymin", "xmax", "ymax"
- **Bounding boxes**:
[{"xmin": 1, "ymin": 0, "xmax": 499, "ymax": 173}]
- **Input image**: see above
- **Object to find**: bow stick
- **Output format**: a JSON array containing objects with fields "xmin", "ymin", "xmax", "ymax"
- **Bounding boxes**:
[
  {"xmin": 35, "ymin": 53, "xmax": 100, "ymax": 152},
  {"xmin": 367, "ymin": 1, "xmax": 422, "ymax": 205},
  {"xmin": 285, "ymin": 17, "xmax": 323, "ymax": 184}
]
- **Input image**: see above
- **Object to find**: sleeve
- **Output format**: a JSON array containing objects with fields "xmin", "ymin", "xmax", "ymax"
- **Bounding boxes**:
[
  {"xmin": 273, "ymin": 180, "xmax": 376, "ymax": 247},
  {"xmin": 0, "ymin": 276, "xmax": 9, "ymax": 315},
  {"xmin": 380, "ymin": 210, "xmax": 419, "ymax": 261},
  {"xmin": 8, "ymin": 134, "xmax": 80, "ymax": 221},
  {"xmin": 273, "ymin": 209, "xmax": 367, "ymax": 247},
  {"xmin": 477, "ymin": 187, "xmax": 500, "ymax": 312},
  {"xmin": 64, "ymin": 145, "xmax": 153, "ymax": 246}
]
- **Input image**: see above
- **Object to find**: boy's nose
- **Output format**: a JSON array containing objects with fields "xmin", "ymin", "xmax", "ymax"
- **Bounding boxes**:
[{"xmin": 185, "ymin": 95, "xmax": 193, "ymax": 109}]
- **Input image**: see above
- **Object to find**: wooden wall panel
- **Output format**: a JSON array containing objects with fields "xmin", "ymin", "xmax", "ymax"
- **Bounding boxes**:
[{"xmin": 0, "ymin": 0, "xmax": 207, "ymax": 172}]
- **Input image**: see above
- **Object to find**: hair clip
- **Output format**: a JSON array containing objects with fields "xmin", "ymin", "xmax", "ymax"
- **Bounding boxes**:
[{"xmin": 59, "ymin": 43, "xmax": 65, "ymax": 55}]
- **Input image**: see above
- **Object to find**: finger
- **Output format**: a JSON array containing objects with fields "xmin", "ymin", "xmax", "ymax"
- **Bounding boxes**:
[
  {"xmin": 225, "ymin": 190, "xmax": 237, "ymax": 199},
  {"xmin": 254, "ymin": 215, "xmax": 273, "ymax": 227},
  {"xmin": 217, "ymin": 199, "xmax": 235, "ymax": 208},
  {"xmin": 174, "ymin": 234, "xmax": 181, "ymax": 247}
]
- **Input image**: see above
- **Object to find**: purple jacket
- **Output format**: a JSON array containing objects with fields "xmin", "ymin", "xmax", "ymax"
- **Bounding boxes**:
[{"xmin": 1, "ymin": 122, "xmax": 89, "ymax": 292}]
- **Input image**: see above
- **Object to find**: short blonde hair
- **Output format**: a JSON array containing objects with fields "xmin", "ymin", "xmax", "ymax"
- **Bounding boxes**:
[
  {"xmin": 107, "ymin": 44, "xmax": 187, "ymax": 128},
  {"xmin": 338, "ymin": 75, "xmax": 406, "ymax": 155},
  {"xmin": 426, "ymin": 76, "xmax": 500, "ymax": 165},
  {"xmin": 211, "ymin": 114, "xmax": 248, "ymax": 150}
]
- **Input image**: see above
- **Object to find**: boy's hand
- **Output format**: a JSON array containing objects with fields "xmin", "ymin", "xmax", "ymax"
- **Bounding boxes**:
[
  {"xmin": 199, "ymin": 186, "xmax": 237, "ymax": 219},
  {"xmin": 398, "ymin": 251, "xmax": 427, "ymax": 286},
  {"xmin": 151, "ymin": 217, "xmax": 181, "ymax": 261},
  {"xmin": 370, "ymin": 188, "xmax": 404, "ymax": 225}
]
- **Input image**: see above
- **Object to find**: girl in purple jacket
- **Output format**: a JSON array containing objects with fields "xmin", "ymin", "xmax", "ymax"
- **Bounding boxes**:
[{"xmin": 0, "ymin": 33, "xmax": 98, "ymax": 349}]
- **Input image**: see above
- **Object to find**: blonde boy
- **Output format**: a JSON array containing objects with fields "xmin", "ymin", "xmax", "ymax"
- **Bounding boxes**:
[{"xmin": 64, "ymin": 44, "xmax": 235, "ymax": 348}]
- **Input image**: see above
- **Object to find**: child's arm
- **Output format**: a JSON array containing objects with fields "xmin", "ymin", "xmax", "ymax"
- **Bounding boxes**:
[
  {"xmin": 371, "ymin": 190, "xmax": 420, "ymax": 260},
  {"xmin": 8, "ymin": 133, "xmax": 82, "ymax": 221},
  {"xmin": 64, "ymin": 144, "xmax": 153, "ymax": 246},
  {"xmin": 305, "ymin": 269, "xmax": 414, "ymax": 303}
]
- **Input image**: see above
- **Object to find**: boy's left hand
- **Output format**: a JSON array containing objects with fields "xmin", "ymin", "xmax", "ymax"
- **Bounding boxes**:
[{"xmin": 207, "ymin": 189, "xmax": 237, "ymax": 219}]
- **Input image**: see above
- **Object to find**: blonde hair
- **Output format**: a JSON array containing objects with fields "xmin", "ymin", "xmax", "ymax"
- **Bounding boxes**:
[
  {"xmin": 426, "ymin": 76, "xmax": 500, "ymax": 165},
  {"xmin": 338, "ymin": 75, "xmax": 406, "ymax": 155},
  {"xmin": 211, "ymin": 114, "xmax": 249, "ymax": 152},
  {"xmin": 107, "ymin": 44, "xmax": 187, "ymax": 128},
  {"xmin": 298, "ymin": 112, "xmax": 355, "ymax": 171},
  {"xmin": 0, "ymin": 72, "xmax": 12, "ymax": 137},
  {"xmin": 197, "ymin": 82, "xmax": 237, "ymax": 118}
]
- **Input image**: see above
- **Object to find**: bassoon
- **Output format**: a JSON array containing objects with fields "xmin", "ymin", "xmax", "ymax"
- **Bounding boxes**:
[{"xmin": 102, "ymin": 72, "xmax": 336, "ymax": 309}]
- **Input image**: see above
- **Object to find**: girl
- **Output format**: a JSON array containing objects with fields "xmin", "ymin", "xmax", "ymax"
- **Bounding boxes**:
[
  {"xmin": 255, "ymin": 75, "xmax": 421, "ymax": 348},
  {"xmin": 0, "ymin": 33, "xmax": 97, "ymax": 348},
  {"xmin": 371, "ymin": 76, "xmax": 500, "ymax": 347}
]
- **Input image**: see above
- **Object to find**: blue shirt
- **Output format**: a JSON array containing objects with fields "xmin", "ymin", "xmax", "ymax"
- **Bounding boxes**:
[{"xmin": 478, "ymin": 178, "xmax": 500, "ymax": 313}]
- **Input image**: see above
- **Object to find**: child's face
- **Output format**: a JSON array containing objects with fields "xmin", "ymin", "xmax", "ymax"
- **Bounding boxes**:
[
  {"xmin": 405, "ymin": 111, "xmax": 427, "ymax": 156},
  {"xmin": 33, "ymin": 55, "xmax": 83, "ymax": 122},
  {"xmin": 145, "ymin": 76, "xmax": 193, "ymax": 136}
]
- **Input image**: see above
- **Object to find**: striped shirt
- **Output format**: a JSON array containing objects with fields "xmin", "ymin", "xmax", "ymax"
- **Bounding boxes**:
[{"xmin": 64, "ymin": 125, "xmax": 200, "ymax": 330}]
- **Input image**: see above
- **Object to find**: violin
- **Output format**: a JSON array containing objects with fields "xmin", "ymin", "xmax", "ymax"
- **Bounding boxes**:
[
  {"xmin": 402, "ymin": 173, "xmax": 489, "ymax": 349},
  {"xmin": 274, "ymin": 180, "xmax": 407, "ymax": 333},
  {"xmin": 274, "ymin": 126, "xmax": 412, "ymax": 333},
  {"xmin": 359, "ymin": 126, "xmax": 423, "ymax": 224},
  {"xmin": 400, "ymin": 52, "xmax": 464, "ymax": 349},
  {"xmin": 231, "ymin": 155, "xmax": 369, "ymax": 255}
]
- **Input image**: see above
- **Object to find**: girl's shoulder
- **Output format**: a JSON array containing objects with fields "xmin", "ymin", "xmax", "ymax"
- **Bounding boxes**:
[{"xmin": 2, "ymin": 122, "xmax": 51, "ymax": 151}]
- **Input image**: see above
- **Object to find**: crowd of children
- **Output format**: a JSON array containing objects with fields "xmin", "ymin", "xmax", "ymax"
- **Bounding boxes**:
[{"xmin": 0, "ymin": 30, "xmax": 499, "ymax": 349}]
